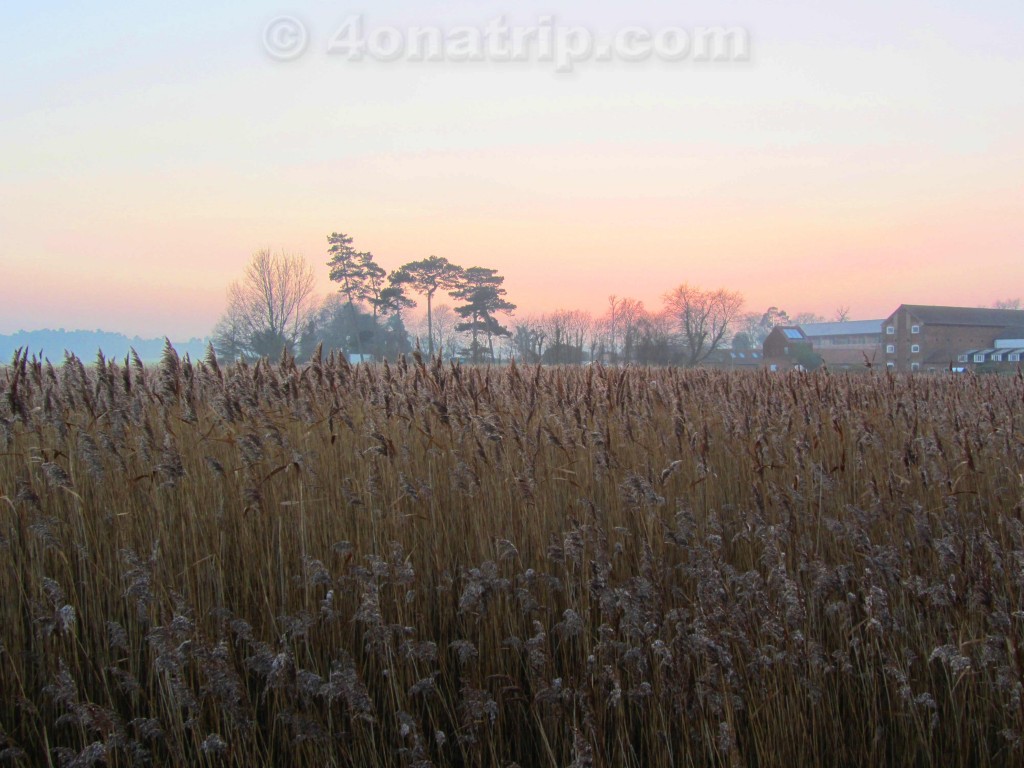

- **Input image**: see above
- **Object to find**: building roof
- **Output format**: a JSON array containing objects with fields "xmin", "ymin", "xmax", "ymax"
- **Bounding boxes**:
[
  {"xmin": 960, "ymin": 348, "xmax": 1024, "ymax": 358},
  {"xmin": 894, "ymin": 304, "xmax": 1024, "ymax": 329},
  {"xmin": 727, "ymin": 351, "xmax": 762, "ymax": 362},
  {"xmin": 923, "ymin": 348, "xmax": 1007, "ymax": 364},
  {"xmin": 707, "ymin": 349, "xmax": 762, "ymax": 366},
  {"xmin": 799, "ymin": 319, "xmax": 883, "ymax": 337},
  {"xmin": 765, "ymin": 326, "xmax": 808, "ymax": 341}
]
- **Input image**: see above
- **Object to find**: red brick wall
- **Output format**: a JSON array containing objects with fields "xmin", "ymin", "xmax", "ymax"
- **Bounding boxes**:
[
  {"xmin": 762, "ymin": 329, "xmax": 810, "ymax": 358},
  {"xmin": 885, "ymin": 308, "xmax": 1010, "ymax": 371},
  {"xmin": 921, "ymin": 326, "xmax": 1005, "ymax": 369}
]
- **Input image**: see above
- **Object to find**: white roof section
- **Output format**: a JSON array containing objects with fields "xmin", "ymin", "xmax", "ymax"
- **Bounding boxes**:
[
  {"xmin": 995, "ymin": 339, "xmax": 1024, "ymax": 348},
  {"xmin": 799, "ymin": 320, "xmax": 883, "ymax": 337}
]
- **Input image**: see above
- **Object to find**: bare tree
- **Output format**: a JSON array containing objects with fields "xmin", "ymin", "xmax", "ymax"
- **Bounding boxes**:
[
  {"xmin": 214, "ymin": 249, "xmax": 317, "ymax": 359},
  {"xmin": 736, "ymin": 312, "xmax": 765, "ymax": 346},
  {"xmin": 494, "ymin": 329, "xmax": 517, "ymax": 363},
  {"xmin": 993, "ymin": 298, "xmax": 1022, "ymax": 310},
  {"xmin": 663, "ymin": 284, "xmax": 744, "ymax": 367},
  {"xmin": 432, "ymin": 304, "xmax": 460, "ymax": 358},
  {"xmin": 406, "ymin": 311, "xmax": 429, "ymax": 352},
  {"xmin": 605, "ymin": 296, "xmax": 622, "ymax": 363},
  {"xmin": 602, "ymin": 296, "xmax": 645, "ymax": 363},
  {"xmin": 211, "ymin": 305, "xmax": 248, "ymax": 362},
  {"xmin": 793, "ymin": 311, "xmax": 825, "ymax": 325},
  {"xmin": 410, "ymin": 304, "xmax": 459, "ymax": 358},
  {"xmin": 513, "ymin": 315, "xmax": 547, "ymax": 363},
  {"xmin": 833, "ymin": 305, "xmax": 851, "ymax": 322},
  {"xmin": 536, "ymin": 310, "xmax": 592, "ymax": 364},
  {"xmin": 634, "ymin": 310, "xmax": 674, "ymax": 365},
  {"xmin": 735, "ymin": 306, "xmax": 804, "ymax": 348},
  {"xmin": 540, "ymin": 312, "xmax": 565, "ymax": 364},
  {"xmin": 617, "ymin": 299, "xmax": 645, "ymax": 364}
]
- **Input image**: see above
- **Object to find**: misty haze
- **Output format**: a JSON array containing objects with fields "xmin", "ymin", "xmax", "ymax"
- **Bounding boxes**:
[{"xmin": 2, "ymin": 3, "xmax": 1023, "ymax": 767}]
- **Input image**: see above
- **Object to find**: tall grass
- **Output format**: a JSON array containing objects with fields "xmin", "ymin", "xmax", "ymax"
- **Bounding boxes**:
[{"xmin": 1, "ymin": 344, "xmax": 1023, "ymax": 766}]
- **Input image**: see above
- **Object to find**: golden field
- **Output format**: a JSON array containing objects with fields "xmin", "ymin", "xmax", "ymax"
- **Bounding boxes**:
[{"xmin": 1, "ymin": 347, "xmax": 1023, "ymax": 766}]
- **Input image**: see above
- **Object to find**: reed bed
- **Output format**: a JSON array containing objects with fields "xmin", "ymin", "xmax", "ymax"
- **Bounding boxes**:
[{"xmin": 1, "ymin": 345, "xmax": 1023, "ymax": 766}]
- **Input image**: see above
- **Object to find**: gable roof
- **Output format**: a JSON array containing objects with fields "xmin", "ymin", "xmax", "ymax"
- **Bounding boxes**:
[
  {"xmin": 894, "ymin": 304, "xmax": 1024, "ymax": 328},
  {"xmin": 767, "ymin": 326, "xmax": 807, "ymax": 341},
  {"xmin": 799, "ymin": 319, "xmax": 883, "ymax": 337}
]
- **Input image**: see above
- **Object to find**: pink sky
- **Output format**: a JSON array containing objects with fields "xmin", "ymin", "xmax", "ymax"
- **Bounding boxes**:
[{"xmin": 2, "ymin": 2, "xmax": 1022, "ymax": 338}]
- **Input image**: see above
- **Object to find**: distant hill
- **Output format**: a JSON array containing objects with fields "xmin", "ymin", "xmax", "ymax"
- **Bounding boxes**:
[{"xmin": 0, "ymin": 329, "xmax": 210, "ymax": 365}]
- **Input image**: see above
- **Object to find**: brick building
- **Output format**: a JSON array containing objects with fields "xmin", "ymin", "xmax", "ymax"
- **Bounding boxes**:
[
  {"xmin": 799, "ymin": 319, "xmax": 883, "ymax": 370},
  {"xmin": 763, "ymin": 326, "xmax": 814, "ymax": 370},
  {"xmin": 955, "ymin": 338, "xmax": 1024, "ymax": 372},
  {"xmin": 763, "ymin": 321, "xmax": 883, "ymax": 371},
  {"xmin": 882, "ymin": 305, "xmax": 1024, "ymax": 372},
  {"xmin": 704, "ymin": 349, "xmax": 764, "ymax": 369}
]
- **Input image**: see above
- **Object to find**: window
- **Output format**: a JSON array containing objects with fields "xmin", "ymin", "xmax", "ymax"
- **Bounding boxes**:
[
  {"xmin": 911, "ymin": 325, "xmax": 920, "ymax": 334},
  {"xmin": 886, "ymin": 362, "xmax": 896, "ymax": 369},
  {"xmin": 911, "ymin": 344, "xmax": 920, "ymax": 354},
  {"xmin": 911, "ymin": 363, "xmax": 920, "ymax": 371},
  {"xmin": 886, "ymin": 325, "xmax": 895, "ymax": 335},
  {"xmin": 886, "ymin": 344, "xmax": 895, "ymax": 354},
  {"xmin": 1010, "ymin": 353, "xmax": 1021, "ymax": 362},
  {"xmin": 992, "ymin": 354, "xmax": 1002, "ymax": 362},
  {"xmin": 957, "ymin": 354, "xmax": 968, "ymax": 363},
  {"xmin": 974, "ymin": 354, "xmax": 986, "ymax": 363}
]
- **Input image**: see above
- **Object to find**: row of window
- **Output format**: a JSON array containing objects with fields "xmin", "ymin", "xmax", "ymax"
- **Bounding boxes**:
[
  {"xmin": 957, "ymin": 353, "xmax": 1022, "ymax": 363},
  {"xmin": 886, "ymin": 324, "xmax": 921, "ymax": 334},
  {"xmin": 888, "ymin": 346, "xmax": 1021, "ymax": 362},
  {"xmin": 814, "ymin": 336, "xmax": 878, "ymax": 347},
  {"xmin": 885, "ymin": 347, "xmax": 1020, "ymax": 363}
]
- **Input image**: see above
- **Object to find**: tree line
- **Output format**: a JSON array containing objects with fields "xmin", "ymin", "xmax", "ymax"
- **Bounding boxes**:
[
  {"xmin": 212, "ymin": 235, "xmax": 516, "ymax": 365},
  {"xmin": 211, "ymin": 234, "xmax": 871, "ymax": 366}
]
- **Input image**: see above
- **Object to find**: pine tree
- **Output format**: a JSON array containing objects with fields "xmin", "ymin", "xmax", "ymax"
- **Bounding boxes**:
[
  {"xmin": 390, "ymin": 256, "xmax": 465, "ymax": 357},
  {"xmin": 450, "ymin": 267, "xmax": 516, "ymax": 363},
  {"xmin": 326, "ymin": 232, "xmax": 383, "ymax": 357}
]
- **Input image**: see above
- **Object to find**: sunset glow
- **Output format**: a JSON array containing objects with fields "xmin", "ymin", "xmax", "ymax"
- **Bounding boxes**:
[{"xmin": 2, "ymin": 1, "xmax": 1022, "ymax": 338}]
